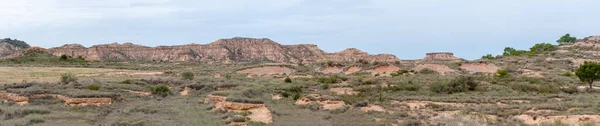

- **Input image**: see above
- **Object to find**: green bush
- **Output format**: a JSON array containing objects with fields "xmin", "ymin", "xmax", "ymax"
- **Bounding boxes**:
[
  {"xmin": 556, "ymin": 33, "xmax": 577, "ymax": 45},
  {"xmin": 481, "ymin": 54, "xmax": 498, "ymax": 60},
  {"xmin": 530, "ymin": 43, "xmax": 557, "ymax": 54},
  {"xmin": 284, "ymin": 77, "xmax": 292, "ymax": 83},
  {"xmin": 60, "ymin": 73, "xmax": 77, "ymax": 84},
  {"xmin": 151, "ymin": 85, "xmax": 172, "ymax": 97},
  {"xmin": 181, "ymin": 72, "xmax": 194, "ymax": 80},
  {"xmin": 293, "ymin": 93, "xmax": 301, "ymax": 100},
  {"xmin": 496, "ymin": 69, "xmax": 510, "ymax": 78},
  {"xmin": 86, "ymin": 84, "xmax": 101, "ymax": 90},
  {"xmin": 430, "ymin": 76, "xmax": 479, "ymax": 94},
  {"xmin": 561, "ymin": 72, "xmax": 574, "ymax": 77}
]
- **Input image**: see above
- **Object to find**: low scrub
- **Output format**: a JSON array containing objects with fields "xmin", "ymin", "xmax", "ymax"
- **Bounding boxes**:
[
  {"xmin": 151, "ymin": 85, "xmax": 172, "ymax": 97},
  {"xmin": 60, "ymin": 73, "xmax": 77, "ymax": 84},
  {"xmin": 86, "ymin": 84, "xmax": 101, "ymax": 90},
  {"xmin": 430, "ymin": 76, "xmax": 479, "ymax": 94},
  {"xmin": 182, "ymin": 71, "xmax": 194, "ymax": 80}
]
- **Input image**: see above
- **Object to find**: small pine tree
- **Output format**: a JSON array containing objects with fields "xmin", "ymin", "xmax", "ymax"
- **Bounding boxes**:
[{"xmin": 557, "ymin": 33, "xmax": 577, "ymax": 45}]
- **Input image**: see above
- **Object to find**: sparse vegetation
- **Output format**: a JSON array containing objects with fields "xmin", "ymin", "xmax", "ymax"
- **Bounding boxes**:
[
  {"xmin": 86, "ymin": 84, "xmax": 101, "ymax": 90},
  {"xmin": 182, "ymin": 71, "xmax": 195, "ymax": 80},
  {"xmin": 60, "ymin": 73, "xmax": 77, "ymax": 84},
  {"xmin": 151, "ymin": 85, "xmax": 172, "ymax": 97}
]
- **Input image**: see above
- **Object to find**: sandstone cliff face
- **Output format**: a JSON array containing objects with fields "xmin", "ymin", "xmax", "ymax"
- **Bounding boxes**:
[{"xmin": 47, "ymin": 37, "xmax": 401, "ymax": 63}]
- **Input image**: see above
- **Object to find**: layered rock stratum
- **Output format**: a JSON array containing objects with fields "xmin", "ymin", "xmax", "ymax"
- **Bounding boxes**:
[{"xmin": 46, "ymin": 37, "xmax": 400, "ymax": 63}]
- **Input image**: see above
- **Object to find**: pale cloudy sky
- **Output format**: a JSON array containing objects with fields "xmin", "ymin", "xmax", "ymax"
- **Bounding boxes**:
[{"xmin": 1, "ymin": 0, "xmax": 599, "ymax": 60}]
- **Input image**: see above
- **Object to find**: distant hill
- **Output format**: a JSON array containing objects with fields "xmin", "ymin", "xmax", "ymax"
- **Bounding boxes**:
[{"xmin": 0, "ymin": 38, "xmax": 30, "ymax": 57}]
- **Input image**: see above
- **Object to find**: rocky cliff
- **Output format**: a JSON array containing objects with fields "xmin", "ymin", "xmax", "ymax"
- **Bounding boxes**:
[
  {"xmin": 0, "ymin": 38, "xmax": 30, "ymax": 57},
  {"xmin": 419, "ymin": 52, "xmax": 463, "ymax": 63},
  {"xmin": 47, "ymin": 37, "xmax": 401, "ymax": 63}
]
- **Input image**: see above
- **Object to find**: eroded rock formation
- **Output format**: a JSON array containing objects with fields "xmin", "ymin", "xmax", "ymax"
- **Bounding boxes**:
[
  {"xmin": 420, "ymin": 52, "xmax": 463, "ymax": 63},
  {"xmin": 47, "ymin": 37, "xmax": 400, "ymax": 63}
]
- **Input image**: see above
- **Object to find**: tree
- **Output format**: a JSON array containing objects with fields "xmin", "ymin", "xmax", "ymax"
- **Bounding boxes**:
[
  {"xmin": 503, "ymin": 47, "xmax": 528, "ymax": 56},
  {"xmin": 529, "ymin": 43, "xmax": 557, "ymax": 54},
  {"xmin": 575, "ymin": 61, "xmax": 600, "ymax": 90},
  {"xmin": 557, "ymin": 33, "xmax": 577, "ymax": 45},
  {"xmin": 481, "ymin": 54, "xmax": 496, "ymax": 60}
]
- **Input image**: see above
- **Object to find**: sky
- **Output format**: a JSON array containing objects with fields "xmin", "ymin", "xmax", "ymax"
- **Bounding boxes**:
[{"xmin": 1, "ymin": 0, "xmax": 599, "ymax": 60}]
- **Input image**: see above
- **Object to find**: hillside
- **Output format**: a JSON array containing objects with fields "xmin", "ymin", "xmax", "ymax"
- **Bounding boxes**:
[{"xmin": 46, "ymin": 37, "xmax": 400, "ymax": 63}]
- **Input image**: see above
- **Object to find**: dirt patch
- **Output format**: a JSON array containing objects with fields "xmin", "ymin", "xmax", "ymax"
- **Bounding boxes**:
[
  {"xmin": 459, "ymin": 63, "xmax": 501, "ymax": 74},
  {"xmin": 247, "ymin": 107, "xmax": 273, "ymax": 124},
  {"xmin": 0, "ymin": 91, "xmax": 29, "ymax": 105},
  {"xmin": 319, "ymin": 100, "xmax": 345, "ymax": 110},
  {"xmin": 236, "ymin": 66, "xmax": 295, "ymax": 76},
  {"xmin": 295, "ymin": 97, "xmax": 313, "ymax": 105},
  {"xmin": 412, "ymin": 64, "xmax": 457, "ymax": 75},
  {"xmin": 77, "ymin": 72, "xmax": 163, "ymax": 77},
  {"xmin": 125, "ymin": 90, "xmax": 152, "ymax": 96},
  {"xmin": 204, "ymin": 95, "xmax": 227, "ymax": 103},
  {"xmin": 513, "ymin": 115, "xmax": 600, "ymax": 125},
  {"xmin": 230, "ymin": 122, "xmax": 248, "ymax": 126},
  {"xmin": 204, "ymin": 95, "xmax": 273, "ymax": 124},
  {"xmin": 345, "ymin": 66, "xmax": 362, "ymax": 74},
  {"xmin": 271, "ymin": 94, "xmax": 283, "ymax": 100},
  {"xmin": 519, "ymin": 69, "xmax": 544, "ymax": 78},
  {"xmin": 180, "ymin": 87, "xmax": 191, "ymax": 96},
  {"xmin": 329, "ymin": 88, "xmax": 359, "ymax": 95},
  {"xmin": 371, "ymin": 65, "xmax": 401, "ymax": 76},
  {"xmin": 321, "ymin": 66, "xmax": 344, "ymax": 74},
  {"xmin": 360, "ymin": 104, "xmax": 386, "ymax": 112}
]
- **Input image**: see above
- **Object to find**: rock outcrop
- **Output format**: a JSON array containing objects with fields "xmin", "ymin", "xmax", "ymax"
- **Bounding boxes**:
[
  {"xmin": 47, "ymin": 37, "xmax": 401, "ymax": 63},
  {"xmin": 0, "ymin": 38, "xmax": 30, "ymax": 57},
  {"xmin": 420, "ymin": 52, "xmax": 463, "ymax": 63}
]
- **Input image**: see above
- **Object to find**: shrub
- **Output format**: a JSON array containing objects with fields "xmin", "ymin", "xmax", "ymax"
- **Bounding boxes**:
[
  {"xmin": 232, "ymin": 116, "xmax": 247, "ymax": 122},
  {"xmin": 284, "ymin": 77, "xmax": 292, "ymax": 83},
  {"xmin": 317, "ymin": 76, "xmax": 338, "ymax": 84},
  {"xmin": 293, "ymin": 93, "xmax": 301, "ymax": 100},
  {"xmin": 418, "ymin": 68, "xmax": 438, "ymax": 74},
  {"xmin": 481, "ymin": 54, "xmax": 497, "ymax": 60},
  {"xmin": 182, "ymin": 72, "xmax": 194, "ymax": 80},
  {"xmin": 320, "ymin": 83, "xmax": 330, "ymax": 90},
  {"xmin": 86, "ymin": 84, "xmax": 101, "ymax": 90},
  {"xmin": 430, "ymin": 76, "xmax": 479, "ymax": 94},
  {"xmin": 530, "ymin": 43, "xmax": 557, "ymax": 54},
  {"xmin": 394, "ymin": 83, "xmax": 421, "ymax": 91},
  {"xmin": 151, "ymin": 85, "xmax": 172, "ymax": 97},
  {"xmin": 510, "ymin": 83, "xmax": 539, "ymax": 92},
  {"xmin": 496, "ymin": 69, "xmax": 510, "ymax": 78},
  {"xmin": 59, "ymin": 55, "xmax": 68, "ymax": 61},
  {"xmin": 353, "ymin": 101, "xmax": 369, "ymax": 107},
  {"xmin": 561, "ymin": 72, "xmax": 574, "ymax": 77},
  {"xmin": 556, "ymin": 33, "xmax": 577, "ymax": 45},
  {"xmin": 537, "ymin": 86, "xmax": 560, "ymax": 94},
  {"xmin": 60, "ymin": 73, "xmax": 77, "ymax": 84},
  {"xmin": 561, "ymin": 86, "xmax": 578, "ymax": 94}
]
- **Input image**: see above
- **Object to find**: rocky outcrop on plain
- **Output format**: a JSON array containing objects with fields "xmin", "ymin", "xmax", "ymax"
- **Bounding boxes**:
[
  {"xmin": 420, "ymin": 52, "xmax": 463, "ymax": 63},
  {"xmin": 47, "ymin": 37, "xmax": 401, "ymax": 63}
]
